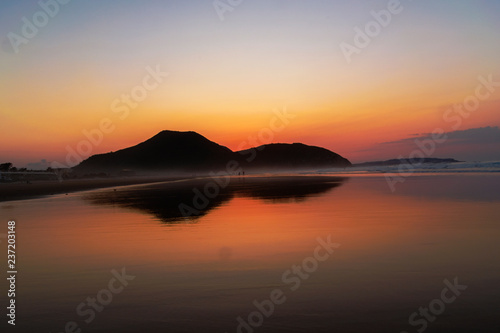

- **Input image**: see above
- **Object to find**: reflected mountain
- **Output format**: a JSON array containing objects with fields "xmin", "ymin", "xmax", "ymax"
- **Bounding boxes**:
[
  {"xmin": 83, "ymin": 180, "xmax": 234, "ymax": 223},
  {"xmin": 83, "ymin": 176, "xmax": 347, "ymax": 223},
  {"xmin": 232, "ymin": 176, "xmax": 347, "ymax": 204}
]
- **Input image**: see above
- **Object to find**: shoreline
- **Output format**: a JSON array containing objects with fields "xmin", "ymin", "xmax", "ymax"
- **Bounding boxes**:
[
  {"xmin": 0, "ymin": 176, "xmax": 184, "ymax": 203},
  {"xmin": 1, "ymin": 172, "xmax": 498, "ymax": 203},
  {"xmin": 0, "ymin": 173, "xmax": 347, "ymax": 203}
]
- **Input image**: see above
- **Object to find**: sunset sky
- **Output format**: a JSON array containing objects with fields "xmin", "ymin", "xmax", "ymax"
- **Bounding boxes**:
[{"xmin": 1, "ymin": 0, "xmax": 499, "ymax": 168}]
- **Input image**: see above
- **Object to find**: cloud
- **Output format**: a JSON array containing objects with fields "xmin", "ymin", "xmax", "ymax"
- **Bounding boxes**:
[
  {"xmin": 358, "ymin": 126, "xmax": 500, "ymax": 162},
  {"xmin": 443, "ymin": 126, "xmax": 500, "ymax": 144},
  {"xmin": 381, "ymin": 126, "xmax": 500, "ymax": 146}
]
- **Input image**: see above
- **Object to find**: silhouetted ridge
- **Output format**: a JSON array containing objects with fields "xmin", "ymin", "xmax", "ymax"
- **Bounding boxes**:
[
  {"xmin": 75, "ymin": 130, "xmax": 234, "ymax": 173},
  {"xmin": 236, "ymin": 143, "xmax": 352, "ymax": 170},
  {"xmin": 74, "ymin": 131, "xmax": 351, "ymax": 174}
]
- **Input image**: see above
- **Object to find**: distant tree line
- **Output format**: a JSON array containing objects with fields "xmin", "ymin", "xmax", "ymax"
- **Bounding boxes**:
[
  {"xmin": 0, "ymin": 162, "xmax": 49, "ymax": 172},
  {"xmin": 0, "ymin": 163, "xmax": 15, "ymax": 172}
]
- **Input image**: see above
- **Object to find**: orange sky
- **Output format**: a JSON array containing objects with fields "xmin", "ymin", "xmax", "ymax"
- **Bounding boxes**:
[{"xmin": 1, "ymin": 1, "xmax": 499, "ymax": 167}]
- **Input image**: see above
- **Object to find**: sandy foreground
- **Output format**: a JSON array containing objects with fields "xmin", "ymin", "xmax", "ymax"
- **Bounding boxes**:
[{"xmin": 0, "ymin": 176, "xmax": 182, "ymax": 202}]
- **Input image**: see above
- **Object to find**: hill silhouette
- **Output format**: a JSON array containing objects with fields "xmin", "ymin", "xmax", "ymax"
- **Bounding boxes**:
[
  {"xmin": 237, "ymin": 143, "xmax": 351, "ymax": 170},
  {"xmin": 75, "ymin": 130, "xmax": 234, "ymax": 173},
  {"xmin": 74, "ymin": 130, "xmax": 351, "ymax": 174}
]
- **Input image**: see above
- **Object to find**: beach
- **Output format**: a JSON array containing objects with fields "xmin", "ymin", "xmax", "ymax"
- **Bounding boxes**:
[
  {"xmin": 0, "ymin": 176, "xmax": 181, "ymax": 202},
  {"xmin": 2, "ymin": 173, "xmax": 499, "ymax": 332},
  {"xmin": 0, "ymin": 174, "xmax": 349, "ymax": 203}
]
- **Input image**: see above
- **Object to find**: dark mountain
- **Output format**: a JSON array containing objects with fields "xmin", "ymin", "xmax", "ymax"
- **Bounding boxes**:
[
  {"xmin": 236, "ymin": 143, "xmax": 352, "ymax": 170},
  {"xmin": 353, "ymin": 158, "xmax": 460, "ymax": 167},
  {"xmin": 74, "ymin": 130, "xmax": 234, "ymax": 173},
  {"xmin": 74, "ymin": 131, "xmax": 352, "ymax": 174}
]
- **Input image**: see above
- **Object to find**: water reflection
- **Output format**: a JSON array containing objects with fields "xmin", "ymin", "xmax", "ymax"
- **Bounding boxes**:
[
  {"xmin": 9, "ymin": 174, "xmax": 500, "ymax": 333},
  {"xmin": 83, "ymin": 176, "xmax": 347, "ymax": 223}
]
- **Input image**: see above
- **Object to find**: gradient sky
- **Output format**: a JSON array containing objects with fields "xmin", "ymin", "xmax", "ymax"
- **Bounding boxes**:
[{"xmin": 1, "ymin": 0, "xmax": 499, "ymax": 167}]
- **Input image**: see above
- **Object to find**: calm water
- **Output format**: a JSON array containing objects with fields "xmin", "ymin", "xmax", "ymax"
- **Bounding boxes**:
[{"xmin": 1, "ymin": 174, "xmax": 500, "ymax": 333}]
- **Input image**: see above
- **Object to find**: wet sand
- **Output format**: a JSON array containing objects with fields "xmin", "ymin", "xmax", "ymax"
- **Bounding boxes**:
[
  {"xmin": 0, "ymin": 176, "xmax": 181, "ymax": 202},
  {"xmin": 7, "ymin": 173, "xmax": 500, "ymax": 333},
  {"xmin": 0, "ymin": 174, "xmax": 347, "ymax": 203},
  {"xmin": 82, "ymin": 175, "xmax": 348, "ymax": 222}
]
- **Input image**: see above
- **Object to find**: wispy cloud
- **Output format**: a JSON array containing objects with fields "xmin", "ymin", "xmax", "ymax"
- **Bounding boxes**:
[
  {"xmin": 381, "ymin": 126, "xmax": 500, "ymax": 146},
  {"xmin": 358, "ymin": 126, "xmax": 500, "ymax": 162}
]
